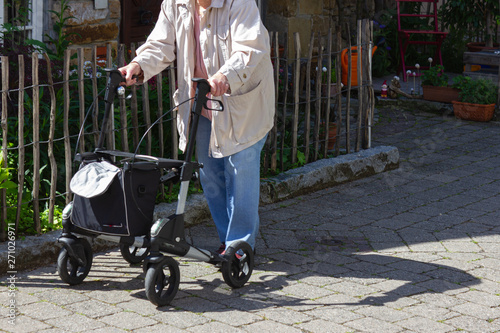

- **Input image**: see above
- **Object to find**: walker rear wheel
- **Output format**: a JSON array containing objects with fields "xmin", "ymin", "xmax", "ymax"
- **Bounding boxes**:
[
  {"xmin": 221, "ymin": 240, "xmax": 254, "ymax": 288},
  {"xmin": 57, "ymin": 238, "xmax": 93, "ymax": 285},
  {"xmin": 144, "ymin": 256, "xmax": 180, "ymax": 306},
  {"xmin": 119, "ymin": 243, "xmax": 150, "ymax": 264}
]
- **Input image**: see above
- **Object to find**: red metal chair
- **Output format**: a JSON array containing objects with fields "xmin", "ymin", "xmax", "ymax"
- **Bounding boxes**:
[{"xmin": 397, "ymin": 0, "xmax": 447, "ymax": 81}]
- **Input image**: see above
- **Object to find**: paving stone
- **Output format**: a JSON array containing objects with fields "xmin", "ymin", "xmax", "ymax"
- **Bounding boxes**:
[
  {"xmin": 65, "ymin": 299, "xmax": 121, "ymax": 318},
  {"xmin": 203, "ymin": 309, "xmax": 263, "ymax": 326},
  {"xmin": 0, "ymin": 315, "xmax": 51, "ymax": 333},
  {"xmin": 451, "ymin": 302, "xmax": 500, "ymax": 320},
  {"xmin": 85, "ymin": 327, "xmax": 127, "ymax": 333},
  {"xmin": 354, "ymin": 305, "xmax": 414, "ymax": 322},
  {"xmin": 255, "ymin": 307, "xmax": 313, "ymax": 325},
  {"xmin": 44, "ymin": 313, "xmax": 106, "ymax": 331},
  {"xmin": 19, "ymin": 301, "xmax": 72, "ymax": 320},
  {"xmin": 412, "ymin": 293, "xmax": 466, "ymax": 308},
  {"xmin": 455, "ymin": 290, "xmax": 500, "ymax": 308},
  {"xmin": 396, "ymin": 316, "xmax": 455, "ymax": 332},
  {"xmin": 345, "ymin": 316, "xmax": 403, "ymax": 333},
  {"xmin": 33, "ymin": 289, "xmax": 90, "ymax": 306},
  {"xmin": 97, "ymin": 311, "xmax": 157, "ymax": 330},
  {"xmin": 152, "ymin": 310, "xmax": 210, "ymax": 328},
  {"xmin": 279, "ymin": 283, "xmax": 336, "ymax": 299},
  {"xmin": 295, "ymin": 319, "xmax": 349, "ymax": 333},
  {"xmin": 441, "ymin": 240, "xmax": 483, "ymax": 253},
  {"xmin": 402, "ymin": 303, "xmax": 458, "ymax": 322},
  {"xmin": 445, "ymin": 315, "xmax": 500, "ymax": 333},
  {"xmin": 243, "ymin": 319, "xmax": 303, "ymax": 333},
  {"xmin": 134, "ymin": 324, "xmax": 185, "ymax": 332}
]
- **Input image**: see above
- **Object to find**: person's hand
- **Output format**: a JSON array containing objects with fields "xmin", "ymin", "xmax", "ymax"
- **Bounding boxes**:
[
  {"xmin": 118, "ymin": 62, "xmax": 142, "ymax": 86},
  {"xmin": 209, "ymin": 72, "xmax": 230, "ymax": 96}
]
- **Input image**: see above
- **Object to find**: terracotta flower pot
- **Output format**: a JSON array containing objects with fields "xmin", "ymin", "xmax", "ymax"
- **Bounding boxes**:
[
  {"xmin": 321, "ymin": 83, "xmax": 340, "ymax": 96},
  {"xmin": 320, "ymin": 122, "xmax": 337, "ymax": 150},
  {"xmin": 422, "ymin": 85, "xmax": 461, "ymax": 103},
  {"xmin": 452, "ymin": 101, "xmax": 495, "ymax": 122},
  {"xmin": 466, "ymin": 42, "xmax": 500, "ymax": 52}
]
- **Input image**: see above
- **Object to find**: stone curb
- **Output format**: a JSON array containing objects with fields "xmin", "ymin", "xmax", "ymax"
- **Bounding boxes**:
[{"xmin": 0, "ymin": 145, "xmax": 399, "ymax": 274}]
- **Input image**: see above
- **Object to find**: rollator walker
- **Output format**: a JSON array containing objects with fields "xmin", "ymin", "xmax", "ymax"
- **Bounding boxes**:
[{"xmin": 57, "ymin": 69, "xmax": 254, "ymax": 306}]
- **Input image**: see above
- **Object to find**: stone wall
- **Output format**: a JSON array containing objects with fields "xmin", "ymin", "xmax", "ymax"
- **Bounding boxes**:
[
  {"xmin": 266, "ymin": 0, "xmax": 374, "ymax": 58},
  {"xmin": 50, "ymin": 0, "xmax": 121, "ymax": 59}
]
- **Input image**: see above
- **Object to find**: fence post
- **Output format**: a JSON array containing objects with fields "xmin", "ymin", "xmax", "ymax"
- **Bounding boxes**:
[
  {"xmin": 78, "ymin": 48, "xmax": 86, "ymax": 153},
  {"xmin": 345, "ymin": 23, "xmax": 352, "ymax": 154},
  {"xmin": 168, "ymin": 67, "xmax": 178, "ymax": 160},
  {"xmin": 280, "ymin": 32, "xmax": 289, "ymax": 172},
  {"xmin": 304, "ymin": 32, "xmax": 314, "ymax": 164},
  {"xmin": 1, "ymin": 56, "xmax": 8, "ymax": 241},
  {"xmin": 335, "ymin": 28, "xmax": 342, "ymax": 156},
  {"xmin": 324, "ymin": 29, "xmax": 333, "ymax": 157},
  {"xmin": 117, "ymin": 45, "xmax": 129, "ymax": 152},
  {"xmin": 44, "ymin": 53, "xmax": 58, "ymax": 226},
  {"xmin": 156, "ymin": 70, "xmax": 165, "ymax": 198},
  {"xmin": 314, "ymin": 35, "xmax": 323, "ymax": 162},
  {"xmin": 365, "ymin": 19, "xmax": 374, "ymax": 149},
  {"xmin": 63, "ymin": 50, "xmax": 72, "ymax": 204},
  {"xmin": 356, "ymin": 20, "xmax": 363, "ymax": 152},
  {"xmin": 130, "ymin": 44, "xmax": 140, "ymax": 150},
  {"xmin": 270, "ymin": 31, "xmax": 279, "ymax": 172},
  {"xmin": 291, "ymin": 32, "xmax": 301, "ymax": 165},
  {"xmin": 16, "ymin": 55, "xmax": 25, "ymax": 234},
  {"xmin": 32, "ymin": 53, "xmax": 41, "ymax": 234},
  {"xmin": 92, "ymin": 45, "xmax": 100, "ymax": 146}
]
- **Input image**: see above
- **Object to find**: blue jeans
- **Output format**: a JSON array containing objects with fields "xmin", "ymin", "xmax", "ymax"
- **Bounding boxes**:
[{"xmin": 196, "ymin": 116, "xmax": 266, "ymax": 250}]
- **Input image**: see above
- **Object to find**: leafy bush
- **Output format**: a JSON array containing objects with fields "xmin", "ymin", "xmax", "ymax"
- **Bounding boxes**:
[
  {"xmin": 452, "ymin": 76, "xmax": 498, "ymax": 105},
  {"xmin": 421, "ymin": 65, "xmax": 449, "ymax": 87}
]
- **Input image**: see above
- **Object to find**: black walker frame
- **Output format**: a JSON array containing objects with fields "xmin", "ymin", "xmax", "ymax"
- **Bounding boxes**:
[{"xmin": 57, "ymin": 69, "xmax": 254, "ymax": 306}]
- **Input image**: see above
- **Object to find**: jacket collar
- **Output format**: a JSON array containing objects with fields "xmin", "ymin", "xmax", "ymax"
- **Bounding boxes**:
[{"xmin": 175, "ymin": 0, "xmax": 224, "ymax": 8}]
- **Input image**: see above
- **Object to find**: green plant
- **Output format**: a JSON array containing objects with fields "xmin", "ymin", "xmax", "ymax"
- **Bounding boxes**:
[
  {"xmin": 0, "ymin": 0, "xmax": 32, "ymax": 52},
  {"xmin": 452, "ymin": 76, "xmax": 498, "ymax": 105},
  {"xmin": 421, "ymin": 65, "xmax": 448, "ymax": 87},
  {"xmin": 440, "ymin": 0, "xmax": 499, "ymax": 48},
  {"xmin": 26, "ymin": 0, "xmax": 77, "ymax": 61},
  {"xmin": 372, "ymin": 13, "xmax": 398, "ymax": 76},
  {"xmin": 0, "ymin": 158, "xmax": 17, "ymax": 192},
  {"xmin": 318, "ymin": 64, "xmax": 337, "ymax": 84}
]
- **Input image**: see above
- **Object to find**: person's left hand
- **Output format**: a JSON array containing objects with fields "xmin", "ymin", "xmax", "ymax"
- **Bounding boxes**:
[{"xmin": 209, "ymin": 72, "xmax": 230, "ymax": 96}]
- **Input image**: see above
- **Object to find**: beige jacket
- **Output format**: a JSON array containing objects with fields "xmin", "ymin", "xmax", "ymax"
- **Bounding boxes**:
[{"xmin": 133, "ymin": 0, "xmax": 275, "ymax": 157}]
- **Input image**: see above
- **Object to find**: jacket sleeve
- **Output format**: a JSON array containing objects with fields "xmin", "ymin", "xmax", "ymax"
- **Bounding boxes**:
[
  {"xmin": 132, "ymin": 3, "xmax": 176, "ymax": 82},
  {"xmin": 218, "ymin": 0, "xmax": 270, "ymax": 89}
]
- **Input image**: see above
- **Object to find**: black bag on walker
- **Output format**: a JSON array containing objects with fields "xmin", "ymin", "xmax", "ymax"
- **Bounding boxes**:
[{"xmin": 70, "ymin": 160, "xmax": 160, "ymax": 236}]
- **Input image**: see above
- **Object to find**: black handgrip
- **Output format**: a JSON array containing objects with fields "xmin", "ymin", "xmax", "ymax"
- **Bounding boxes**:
[
  {"xmin": 191, "ymin": 78, "xmax": 211, "ymax": 116},
  {"xmin": 103, "ymin": 69, "xmax": 124, "ymax": 105}
]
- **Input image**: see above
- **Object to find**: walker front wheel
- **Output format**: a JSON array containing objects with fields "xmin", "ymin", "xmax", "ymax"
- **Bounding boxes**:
[
  {"xmin": 57, "ymin": 238, "xmax": 93, "ymax": 285},
  {"xmin": 221, "ymin": 240, "xmax": 254, "ymax": 288},
  {"xmin": 144, "ymin": 257, "xmax": 180, "ymax": 306},
  {"xmin": 119, "ymin": 243, "xmax": 150, "ymax": 264}
]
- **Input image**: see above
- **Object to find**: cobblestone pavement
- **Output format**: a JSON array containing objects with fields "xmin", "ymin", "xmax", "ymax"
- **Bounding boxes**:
[{"xmin": 2, "ymin": 108, "xmax": 500, "ymax": 332}]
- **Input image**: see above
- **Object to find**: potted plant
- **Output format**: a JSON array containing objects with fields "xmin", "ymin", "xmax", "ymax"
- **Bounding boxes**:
[
  {"xmin": 421, "ymin": 65, "xmax": 460, "ymax": 103},
  {"xmin": 317, "ymin": 64, "xmax": 340, "ymax": 96},
  {"xmin": 451, "ymin": 76, "xmax": 498, "ymax": 122},
  {"xmin": 319, "ymin": 121, "xmax": 337, "ymax": 150},
  {"xmin": 440, "ymin": 0, "xmax": 499, "ymax": 51}
]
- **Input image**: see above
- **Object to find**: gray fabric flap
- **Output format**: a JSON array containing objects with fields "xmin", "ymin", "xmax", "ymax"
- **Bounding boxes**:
[{"xmin": 70, "ymin": 161, "xmax": 121, "ymax": 198}]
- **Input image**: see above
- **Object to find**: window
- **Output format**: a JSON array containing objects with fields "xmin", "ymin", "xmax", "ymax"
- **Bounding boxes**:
[{"xmin": 0, "ymin": 0, "xmax": 43, "ymax": 43}]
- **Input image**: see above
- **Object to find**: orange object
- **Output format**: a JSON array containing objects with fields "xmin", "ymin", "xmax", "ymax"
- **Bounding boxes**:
[{"xmin": 341, "ymin": 46, "xmax": 377, "ymax": 86}]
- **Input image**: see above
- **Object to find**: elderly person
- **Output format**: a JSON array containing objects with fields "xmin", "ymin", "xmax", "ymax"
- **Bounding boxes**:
[{"xmin": 119, "ymin": 0, "xmax": 275, "ymax": 254}]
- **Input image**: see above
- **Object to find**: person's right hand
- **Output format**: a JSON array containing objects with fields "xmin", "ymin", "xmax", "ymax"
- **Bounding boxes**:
[{"xmin": 118, "ymin": 62, "xmax": 142, "ymax": 86}]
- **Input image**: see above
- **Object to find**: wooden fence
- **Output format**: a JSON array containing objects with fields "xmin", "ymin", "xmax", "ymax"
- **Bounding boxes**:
[{"xmin": 0, "ymin": 20, "xmax": 375, "ymax": 240}]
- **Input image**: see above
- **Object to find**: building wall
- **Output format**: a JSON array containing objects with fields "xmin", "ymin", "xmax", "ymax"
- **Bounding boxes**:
[
  {"xmin": 50, "ymin": 0, "xmax": 382, "ymax": 60},
  {"xmin": 51, "ymin": 0, "xmax": 121, "ymax": 58},
  {"xmin": 266, "ymin": 0, "xmax": 367, "ymax": 58}
]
